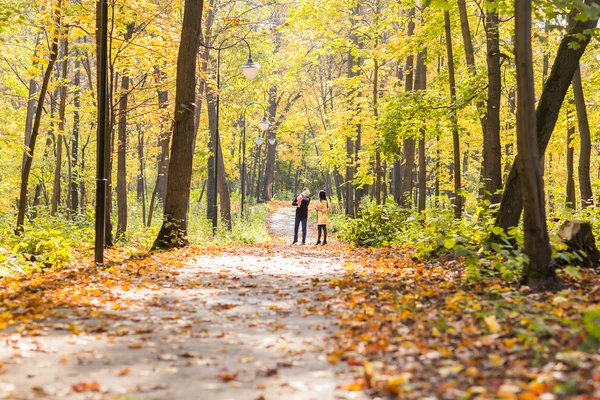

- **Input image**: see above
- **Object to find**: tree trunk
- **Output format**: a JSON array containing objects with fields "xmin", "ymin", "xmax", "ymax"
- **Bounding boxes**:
[
  {"xmin": 566, "ymin": 110, "xmax": 576, "ymax": 209},
  {"xmin": 445, "ymin": 10, "xmax": 463, "ymax": 218},
  {"xmin": 495, "ymin": 2, "xmax": 600, "ymax": 231},
  {"xmin": 394, "ymin": 6, "xmax": 415, "ymax": 205},
  {"xmin": 152, "ymin": 0, "xmax": 203, "ymax": 249},
  {"xmin": 484, "ymin": 7, "xmax": 503, "ymax": 204},
  {"xmin": 71, "ymin": 40, "xmax": 81, "ymax": 213},
  {"xmin": 262, "ymin": 86, "xmax": 278, "ymax": 202},
  {"xmin": 515, "ymin": 0, "xmax": 560, "ymax": 291},
  {"xmin": 373, "ymin": 58, "xmax": 382, "ymax": 205},
  {"xmin": 16, "ymin": 1, "xmax": 62, "ymax": 234},
  {"xmin": 205, "ymin": 81, "xmax": 232, "ymax": 229},
  {"xmin": 137, "ymin": 127, "xmax": 146, "ymax": 225},
  {"xmin": 23, "ymin": 34, "xmax": 40, "ymax": 174},
  {"xmin": 416, "ymin": 49, "xmax": 427, "ymax": 213},
  {"xmin": 217, "ymin": 134, "xmax": 232, "ymax": 230},
  {"xmin": 573, "ymin": 65, "xmax": 593, "ymax": 207},
  {"xmin": 116, "ymin": 72, "xmax": 130, "ymax": 238},
  {"xmin": 557, "ymin": 221, "xmax": 600, "ymax": 269},
  {"xmin": 457, "ymin": 0, "xmax": 487, "ymax": 135},
  {"xmin": 155, "ymin": 66, "xmax": 170, "ymax": 203},
  {"xmin": 51, "ymin": 38, "xmax": 68, "ymax": 216}
]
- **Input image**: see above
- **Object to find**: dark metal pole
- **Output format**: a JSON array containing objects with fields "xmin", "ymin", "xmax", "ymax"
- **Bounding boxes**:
[
  {"xmin": 212, "ymin": 48, "xmax": 221, "ymax": 233},
  {"xmin": 94, "ymin": 0, "xmax": 108, "ymax": 264},
  {"xmin": 256, "ymin": 139, "xmax": 262, "ymax": 203},
  {"xmin": 241, "ymin": 114, "xmax": 246, "ymax": 217}
]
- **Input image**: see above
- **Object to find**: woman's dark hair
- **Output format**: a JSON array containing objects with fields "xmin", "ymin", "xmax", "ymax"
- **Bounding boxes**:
[{"xmin": 319, "ymin": 190, "xmax": 327, "ymax": 202}]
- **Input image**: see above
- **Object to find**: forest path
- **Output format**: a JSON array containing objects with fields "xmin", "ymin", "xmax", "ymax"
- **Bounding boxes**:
[{"xmin": 0, "ymin": 204, "xmax": 364, "ymax": 400}]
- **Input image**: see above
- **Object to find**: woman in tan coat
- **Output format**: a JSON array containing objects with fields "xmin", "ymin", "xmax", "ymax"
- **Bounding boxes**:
[{"xmin": 314, "ymin": 190, "xmax": 329, "ymax": 245}]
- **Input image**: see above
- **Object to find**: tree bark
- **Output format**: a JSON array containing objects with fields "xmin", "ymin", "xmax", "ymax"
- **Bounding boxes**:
[
  {"xmin": 416, "ymin": 49, "xmax": 427, "ymax": 213},
  {"xmin": 23, "ymin": 34, "xmax": 40, "ymax": 174},
  {"xmin": 396, "ymin": 6, "xmax": 416, "ymax": 206},
  {"xmin": 515, "ymin": 0, "xmax": 560, "ymax": 291},
  {"xmin": 16, "ymin": 1, "xmax": 62, "ymax": 234},
  {"xmin": 116, "ymin": 22, "xmax": 135, "ymax": 236},
  {"xmin": 566, "ymin": 110, "xmax": 576, "ymax": 209},
  {"xmin": 445, "ymin": 10, "xmax": 463, "ymax": 218},
  {"xmin": 263, "ymin": 86, "xmax": 278, "ymax": 202},
  {"xmin": 71, "ymin": 40, "xmax": 81, "ymax": 214},
  {"xmin": 153, "ymin": 0, "xmax": 203, "ymax": 248},
  {"xmin": 116, "ymin": 34, "xmax": 132, "ymax": 238},
  {"xmin": 51, "ymin": 38, "xmax": 68, "ymax": 216},
  {"xmin": 495, "ymin": 2, "xmax": 600, "ymax": 231},
  {"xmin": 484, "ymin": 6, "xmax": 503, "ymax": 204},
  {"xmin": 573, "ymin": 65, "xmax": 593, "ymax": 207},
  {"xmin": 154, "ymin": 66, "xmax": 170, "ymax": 203},
  {"xmin": 457, "ymin": 0, "xmax": 487, "ymax": 135}
]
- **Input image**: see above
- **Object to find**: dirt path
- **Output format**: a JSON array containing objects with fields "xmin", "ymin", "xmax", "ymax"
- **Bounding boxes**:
[{"xmin": 0, "ymin": 207, "xmax": 363, "ymax": 400}]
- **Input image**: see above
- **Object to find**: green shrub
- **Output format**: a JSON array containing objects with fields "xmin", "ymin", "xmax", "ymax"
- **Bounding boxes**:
[
  {"xmin": 339, "ymin": 203, "xmax": 408, "ymax": 247},
  {"xmin": 13, "ymin": 225, "xmax": 72, "ymax": 269},
  {"xmin": 584, "ymin": 308, "xmax": 600, "ymax": 341}
]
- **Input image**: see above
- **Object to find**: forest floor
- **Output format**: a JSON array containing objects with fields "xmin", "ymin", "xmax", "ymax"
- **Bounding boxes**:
[{"xmin": 1, "ymin": 203, "xmax": 600, "ymax": 399}]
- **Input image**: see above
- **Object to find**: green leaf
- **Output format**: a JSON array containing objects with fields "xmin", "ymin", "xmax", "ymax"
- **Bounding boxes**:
[
  {"xmin": 443, "ymin": 238, "xmax": 456, "ymax": 249},
  {"xmin": 454, "ymin": 246, "xmax": 468, "ymax": 257},
  {"xmin": 584, "ymin": 308, "xmax": 600, "ymax": 341}
]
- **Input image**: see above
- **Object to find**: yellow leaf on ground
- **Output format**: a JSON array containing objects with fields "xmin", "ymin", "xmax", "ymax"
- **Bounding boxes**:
[{"xmin": 484, "ymin": 315, "xmax": 501, "ymax": 333}]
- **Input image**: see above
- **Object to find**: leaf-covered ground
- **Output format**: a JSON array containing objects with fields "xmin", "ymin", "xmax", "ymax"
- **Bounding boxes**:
[{"xmin": 1, "ymin": 206, "xmax": 599, "ymax": 399}]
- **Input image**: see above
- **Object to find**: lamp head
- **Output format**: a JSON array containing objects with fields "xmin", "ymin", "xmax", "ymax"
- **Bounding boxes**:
[
  {"xmin": 268, "ymin": 136, "xmax": 276, "ymax": 145},
  {"xmin": 254, "ymin": 135, "xmax": 264, "ymax": 146},
  {"xmin": 258, "ymin": 117, "xmax": 271, "ymax": 131},
  {"xmin": 242, "ymin": 58, "xmax": 260, "ymax": 80}
]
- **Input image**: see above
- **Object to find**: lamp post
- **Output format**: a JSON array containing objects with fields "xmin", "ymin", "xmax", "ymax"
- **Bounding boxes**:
[
  {"xmin": 241, "ymin": 103, "xmax": 270, "ymax": 217},
  {"xmin": 94, "ymin": 0, "xmax": 109, "ymax": 264},
  {"xmin": 200, "ymin": 36, "xmax": 260, "ymax": 232}
]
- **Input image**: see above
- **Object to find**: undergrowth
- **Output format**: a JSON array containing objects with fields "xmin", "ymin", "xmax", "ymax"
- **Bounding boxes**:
[
  {"xmin": 0, "ymin": 199, "xmax": 271, "ymax": 276},
  {"xmin": 338, "ymin": 197, "xmax": 599, "ymax": 284}
]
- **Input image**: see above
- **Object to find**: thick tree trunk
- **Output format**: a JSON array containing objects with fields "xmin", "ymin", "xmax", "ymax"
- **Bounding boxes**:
[
  {"xmin": 515, "ymin": 0, "xmax": 560, "ymax": 291},
  {"xmin": 445, "ymin": 10, "xmax": 463, "ymax": 218},
  {"xmin": 573, "ymin": 65, "xmax": 593, "ymax": 207},
  {"xmin": 484, "ymin": 7, "xmax": 503, "ymax": 204},
  {"xmin": 495, "ymin": 3, "xmax": 600, "ymax": 231},
  {"xmin": 16, "ymin": 1, "xmax": 62, "ymax": 234},
  {"xmin": 152, "ymin": 0, "xmax": 203, "ymax": 248},
  {"xmin": 51, "ymin": 38, "xmax": 68, "ymax": 216}
]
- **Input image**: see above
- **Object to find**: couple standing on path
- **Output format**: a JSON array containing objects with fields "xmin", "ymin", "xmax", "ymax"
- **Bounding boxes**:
[{"xmin": 291, "ymin": 187, "xmax": 328, "ymax": 246}]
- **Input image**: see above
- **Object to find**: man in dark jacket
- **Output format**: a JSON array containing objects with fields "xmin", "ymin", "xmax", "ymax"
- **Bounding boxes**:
[{"xmin": 292, "ymin": 187, "xmax": 310, "ymax": 245}]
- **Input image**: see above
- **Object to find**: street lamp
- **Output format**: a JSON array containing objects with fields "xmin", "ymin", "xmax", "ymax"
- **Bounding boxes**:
[
  {"xmin": 255, "ymin": 134, "xmax": 265, "ymax": 146},
  {"xmin": 259, "ymin": 117, "xmax": 270, "ymax": 132},
  {"xmin": 241, "ymin": 103, "xmax": 270, "ymax": 217},
  {"xmin": 199, "ymin": 36, "xmax": 260, "ymax": 232}
]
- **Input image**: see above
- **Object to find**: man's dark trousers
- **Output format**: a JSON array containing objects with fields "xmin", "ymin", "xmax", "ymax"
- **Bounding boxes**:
[
  {"xmin": 293, "ymin": 216, "xmax": 307, "ymax": 244},
  {"xmin": 293, "ymin": 194, "xmax": 310, "ymax": 244}
]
